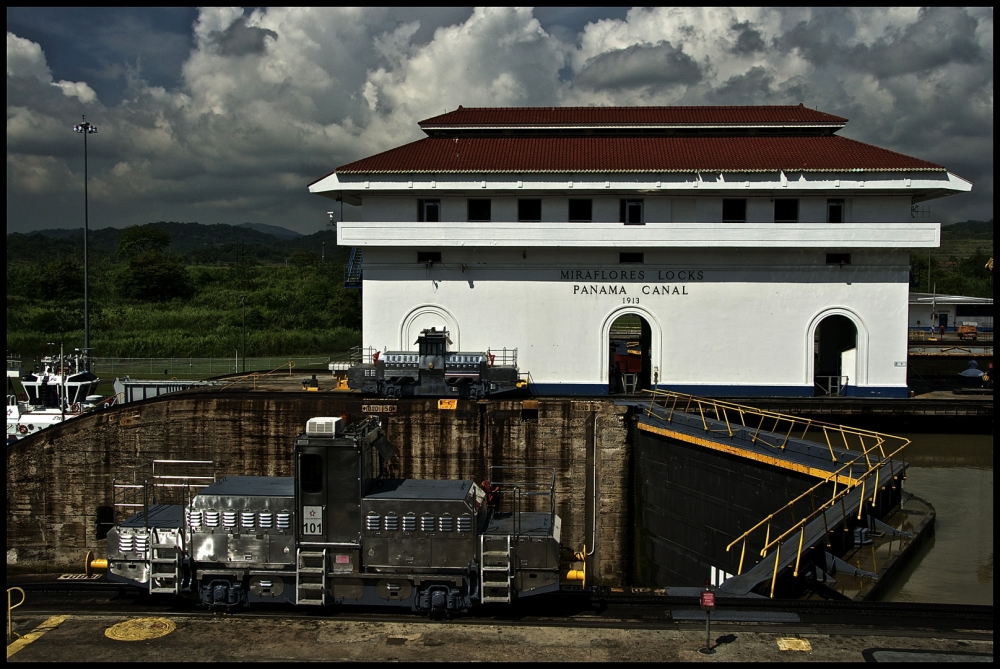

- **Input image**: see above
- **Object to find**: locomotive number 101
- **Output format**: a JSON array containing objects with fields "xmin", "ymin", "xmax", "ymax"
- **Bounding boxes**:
[{"xmin": 302, "ymin": 505, "xmax": 323, "ymax": 535}]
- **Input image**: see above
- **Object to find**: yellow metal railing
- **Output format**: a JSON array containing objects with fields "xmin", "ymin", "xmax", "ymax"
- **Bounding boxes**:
[
  {"xmin": 643, "ymin": 389, "xmax": 907, "ymax": 466},
  {"xmin": 641, "ymin": 390, "xmax": 910, "ymax": 598},
  {"xmin": 221, "ymin": 361, "xmax": 297, "ymax": 390}
]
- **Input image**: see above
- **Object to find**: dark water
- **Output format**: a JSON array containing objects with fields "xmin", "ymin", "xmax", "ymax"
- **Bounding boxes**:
[{"xmin": 879, "ymin": 433, "xmax": 993, "ymax": 605}]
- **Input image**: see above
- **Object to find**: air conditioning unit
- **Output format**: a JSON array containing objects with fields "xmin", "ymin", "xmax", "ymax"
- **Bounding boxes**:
[{"xmin": 306, "ymin": 417, "xmax": 342, "ymax": 436}]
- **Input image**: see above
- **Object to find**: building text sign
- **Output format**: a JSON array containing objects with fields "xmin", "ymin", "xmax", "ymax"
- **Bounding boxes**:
[{"xmin": 562, "ymin": 269, "xmax": 702, "ymax": 299}]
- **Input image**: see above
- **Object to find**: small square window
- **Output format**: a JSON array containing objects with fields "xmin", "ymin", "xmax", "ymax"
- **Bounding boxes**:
[
  {"xmin": 417, "ymin": 251, "xmax": 442, "ymax": 264},
  {"xmin": 826, "ymin": 253, "xmax": 851, "ymax": 265},
  {"xmin": 518, "ymin": 199, "xmax": 542, "ymax": 221},
  {"xmin": 722, "ymin": 199, "xmax": 747, "ymax": 222},
  {"xmin": 775, "ymin": 199, "xmax": 799, "ymax": 222},
  {"xmin": 568, "ymin": 199, "xmax": 592, "ymax": 222},
  {"xmin": 620, "ymin": 199, "xmax": 644, "ymax": 225},
  {"xmin": 468, "ymin": 199, "xmax": 491, "ymax": 221},
  {"xmin": 620, "ymin": 252, "xmax": 644, "ymax": 264}
]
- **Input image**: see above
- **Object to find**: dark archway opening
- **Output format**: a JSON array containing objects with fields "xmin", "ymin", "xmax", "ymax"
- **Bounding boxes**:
[
  {"xmin": 609, "ymin": 314, "xmax": 651, "ymax": 394},
  {"xmin": 814, "ymin": 315, "xmax": 858, "ymax": 396}
]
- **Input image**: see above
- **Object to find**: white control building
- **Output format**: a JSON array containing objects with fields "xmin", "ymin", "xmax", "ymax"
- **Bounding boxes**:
[{"xmin": 310, "ymin": 106, "xmax": 970, "ymax": 398}]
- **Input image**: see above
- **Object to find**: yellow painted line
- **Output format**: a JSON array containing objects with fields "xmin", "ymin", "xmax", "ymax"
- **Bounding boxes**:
[
  {"xmin": 6, "ymin": 615, "xmax": 69, "ymax": 658},
  {"xmin": 637, "ymin": 422, "xmax": 857, "ymax": 486},
  {"xmin": 776, "ymin": 637, "xmax": 812, "ymax": 651}
]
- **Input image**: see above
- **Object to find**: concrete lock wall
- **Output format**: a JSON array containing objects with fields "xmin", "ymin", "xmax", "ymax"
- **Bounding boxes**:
[{"xmin": 6, "ymin": 393, "xmax": 630, "ymax": 586}]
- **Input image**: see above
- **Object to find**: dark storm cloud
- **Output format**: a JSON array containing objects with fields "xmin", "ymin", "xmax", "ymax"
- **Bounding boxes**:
[
  {"xmin": 705, "ymin": 66, "xmax": 777, "ymax": 105},
  {"xmin": 209, "ymin": 18, "xmax": 278, "ymax": 57},
  {"xmin": 5, "ymin": 8, "xmax": 993, "ymax": 232},
  {"xmin": 576, "ymin": 41, "xmax": 702, "ymax": 91},
  {"xmin": 729, "ymin": 20, "xmax": 766, "ymax": 55},
  {"xmin": 775, "ymin": 7, "xmax": 985, "ymax": 78}
]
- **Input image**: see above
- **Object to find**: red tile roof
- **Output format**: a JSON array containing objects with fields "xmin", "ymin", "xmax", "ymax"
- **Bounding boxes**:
[
  {"xmin": 335, "ymin": 136, "xmax": 944, "ymax": 174},
  {"xmin": 419, "ymin": 105, "xmax": 848, "ymax": 128}
]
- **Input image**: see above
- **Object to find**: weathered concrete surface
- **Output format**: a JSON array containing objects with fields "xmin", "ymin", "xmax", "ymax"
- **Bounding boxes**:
[
  {"xmin": 7, "ymin": 613, "xmax": 992, "ymax": 663},
  {"xmin": 6, "ymin": 391, "xmax": 629, "ymax": 585}
]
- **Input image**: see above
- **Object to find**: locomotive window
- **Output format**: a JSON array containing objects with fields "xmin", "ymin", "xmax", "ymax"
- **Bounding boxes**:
[{"xmin": 300, "ymin": 453, "xmax": 324, "ymax": 493}]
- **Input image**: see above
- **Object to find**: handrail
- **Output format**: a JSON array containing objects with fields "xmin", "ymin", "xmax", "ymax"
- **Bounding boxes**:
[
  {"xmin": 220, "ymin": 361, "xmax": 296, "ymax": 390},
  {"xmin": 8, "ymin": 587, "xmax": 25, "ymax": 640},
  {"xmin": 640, "ymin": 390, "xmax": 910, "ymax": 598},
  {"xmin": 642, "ymin": 389, "xmax": 908, "ymax": 466},
  {"xmin": 112, "ymin": 459, "xmax": 216, "ymax": 526}
]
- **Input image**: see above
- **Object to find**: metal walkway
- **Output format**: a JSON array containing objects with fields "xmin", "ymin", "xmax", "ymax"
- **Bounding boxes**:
[{"xmin": 628, "ymin": 390, "xmax": 911, "ymax": 598}]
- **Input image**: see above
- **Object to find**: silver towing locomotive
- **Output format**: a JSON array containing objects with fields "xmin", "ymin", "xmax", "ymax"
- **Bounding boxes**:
[
  {"xmin": 347, "ymin": 327, "xmax": 526, "ymax": 399},
  {"xmin": 106, "ymin": 416, "xmax": 565, "ymax": 612}
]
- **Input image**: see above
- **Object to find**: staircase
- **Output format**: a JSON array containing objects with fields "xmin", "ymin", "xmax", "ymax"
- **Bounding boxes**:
[
  {"xmin": 480, "ymin": 535, "xmax": 513, "ymax": 603},
  {"xmin": 344, "ymin": 248, "xmax": 363, "ymax": 289},
  {"xmin": 296, "ymin": 549, "xmax": 327, "ymax": 605}
]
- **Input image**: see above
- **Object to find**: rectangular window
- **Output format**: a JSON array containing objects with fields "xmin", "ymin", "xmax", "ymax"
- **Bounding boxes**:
[
  {"xmin": 619, "ymin": 252, "xmax": 644, "ymax": 263},
  {"xmin": 827, "ymin": 199, "xmax": 844, "ymax": 223},
  {"xmin": 468, "ymin": 199, "xmax": 491, "ymax": 221},
  {"xmin": 826, "ymin": 253, "xmax": 851, "ymax": 265},
  {"xmin": 568, "ymin": 199, "xmax": 593, "ymax": 222},
  {"xmin": 774, "ymin": 198, "xmax": 799, "ymax": 222},
  {"xmin": 620, "ymin": 199, "xmax": 644, "ymax": 225},
  {"xmin": 417, "ymin": 251, "xmax": 442, "ymax": 264},
  {"xmin": 722, "ymin": 198, "xmax": 747, "ymax": 222},
  {"xmin": 517, "ymin": 199, "xmax": 542, "ymax": 221},
  {"xmin": 300, "ymin": 453, "xmax": 324, "ymax": 493},
  {"xmin": 417, "ymin": 199, "xmax": 440, "ymax": 222}
]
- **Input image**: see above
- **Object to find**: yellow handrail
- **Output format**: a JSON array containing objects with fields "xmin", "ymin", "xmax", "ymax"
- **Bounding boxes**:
[
  {"xmin": 639, "ymin": 390, "xmax": 910, "ymax": 598},
  {"xmin": 221, "ymin": 361, "xmax": 297, "ymax": 390}
]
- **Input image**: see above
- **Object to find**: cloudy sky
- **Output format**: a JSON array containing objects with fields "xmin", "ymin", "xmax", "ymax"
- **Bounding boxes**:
[{"xmin": 6, "ymin": 7, "xmax": 993, "ymax": 234}]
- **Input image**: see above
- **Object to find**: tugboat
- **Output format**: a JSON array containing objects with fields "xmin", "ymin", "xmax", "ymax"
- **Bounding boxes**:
[{"xmin": 7, "ymin": 348, "xmax": 103, "ymax": 442}]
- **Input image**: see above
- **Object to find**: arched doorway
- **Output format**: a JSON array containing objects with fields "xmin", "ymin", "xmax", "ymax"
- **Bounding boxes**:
[
  {"xmin": 813, "ymin": 314, "xmax": 858, "ymax": 396},
  {"xmin": 608, "ymin": 314, "xmax": 652, "ymax": 394},
  {"xmin": 400, "ymin": 305, "xmax": 459, "ymax": 350}
]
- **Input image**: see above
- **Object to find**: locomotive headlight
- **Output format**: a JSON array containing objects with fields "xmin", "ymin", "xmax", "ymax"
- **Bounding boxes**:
[{"xmin": 428, "ymin": 362, "xmax": 434, "ymax": 369}]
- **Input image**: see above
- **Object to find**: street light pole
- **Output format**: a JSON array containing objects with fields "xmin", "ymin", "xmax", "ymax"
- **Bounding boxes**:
[
  {"xmin": 74, "ymin": 116, "xmax": 97, "ymax": 368},
  {"xmin": 240, "ymin": 294, "xmax": 247, "ymax": 374}
]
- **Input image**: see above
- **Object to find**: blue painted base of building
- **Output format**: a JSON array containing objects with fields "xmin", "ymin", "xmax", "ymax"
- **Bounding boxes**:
[{"xmin": 526, "ymin": 383, "xmax": 910, "ymax": 399}]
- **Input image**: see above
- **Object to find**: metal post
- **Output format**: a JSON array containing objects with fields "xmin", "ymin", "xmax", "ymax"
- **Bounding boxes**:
[
  {"xmin": 8, "ymin": 587, "xmax": 25, "ymax": 640},
  {"xmin": 240, "ymin": 294, "xmax": 247, "ymax": 374},
  {"xmin": 74, "ymin": 116, "xmax": 97, "ymax": 368}
]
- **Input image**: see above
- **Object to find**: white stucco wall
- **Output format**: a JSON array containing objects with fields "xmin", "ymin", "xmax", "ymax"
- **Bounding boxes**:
[{"xmin": 357, "ymin": 247, "xmax": 911, "ymax": 396}]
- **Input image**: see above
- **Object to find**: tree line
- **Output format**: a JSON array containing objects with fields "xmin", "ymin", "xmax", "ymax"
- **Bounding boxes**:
[{"xmin": 6, "ymin": 223, "xmax": 359, "ymax": 358}]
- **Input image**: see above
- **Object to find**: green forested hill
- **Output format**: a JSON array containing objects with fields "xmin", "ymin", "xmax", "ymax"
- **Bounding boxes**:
[
  {"xmin": 911, "ymin": 219, "xmax": 993, "ymax": 297},
  {"xmin": 7, "ymin": 222, "xmax": 358, "ymax": 358},
  {"xmin": 7, "ymin": 222, "xmax": 340, "ymax": 265}
]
